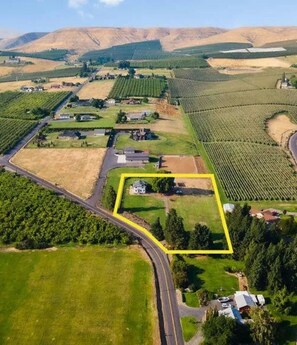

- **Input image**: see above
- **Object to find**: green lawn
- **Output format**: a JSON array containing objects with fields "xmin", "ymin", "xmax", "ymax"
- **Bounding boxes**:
[
  {"xmin": 183, "ymin": 292, "xmax": 200, "ymax": 308},
  {"xmin": 0, "ymin": 247, "xmax": 156, "ymax": 345},
  {"xmin": 168, "ymin": 195, "xmax": 224, "ymax": 233},
  {"xmin": 185, "ymin": 257, "xmax": 243, "ymax": 297},
  {"xmin": 27, "ymin": 131, "xmax": 108, "ymax": 148},
  {"xmin": 180, "ymin": 316, "xmax": 199, "ymax": 342},
  {"xmin": 115, "ymin": 132, "xmax": 197, "ymax": 156}
]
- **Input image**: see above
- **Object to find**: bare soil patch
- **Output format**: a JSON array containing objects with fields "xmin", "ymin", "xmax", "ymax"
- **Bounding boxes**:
[
  {"xmin": 161, "ymin": 155, "xmax": 198, "ymax": 173},
  {"xmin": 208, "ymin": 57, "xmax": 290, "ymax": 74},
  {"xmin": 11, "ymin": 148, "xmax": 106, "ymax": 199},
  {"xmin": 78, "ymin": 79, "xmax": 115, "ymax": 99},
  {"xmin": 267, "ymin": 114, "xmax": 297, "ymax": 147}
]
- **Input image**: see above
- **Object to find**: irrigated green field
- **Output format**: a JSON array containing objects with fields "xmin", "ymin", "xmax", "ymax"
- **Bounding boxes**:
[{"xmin": 0, "ymin": 247, "xmax": 157, "ymax": 345}]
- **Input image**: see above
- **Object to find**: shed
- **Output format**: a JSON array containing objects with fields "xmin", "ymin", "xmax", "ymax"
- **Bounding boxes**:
[{"xmin": 223, "ymin": 203, "xmax": 235, "ymax": 213}]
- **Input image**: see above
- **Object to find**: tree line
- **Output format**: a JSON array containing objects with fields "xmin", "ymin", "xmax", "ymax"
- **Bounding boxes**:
[{"xmin": 0, "ymin": 170, "xmax": 132, "ymax": 249}]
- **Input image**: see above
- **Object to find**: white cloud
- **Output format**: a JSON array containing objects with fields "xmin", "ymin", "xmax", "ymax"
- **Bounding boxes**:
[
  {"xmin": 68, "ymin": 0, "xmax": 88, "ymax": 8},
  {"xmin": 99, "ymin": 0, "xmax": 124, "ymax": 6}
]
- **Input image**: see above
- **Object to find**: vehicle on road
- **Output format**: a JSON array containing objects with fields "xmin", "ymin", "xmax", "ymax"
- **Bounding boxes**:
[{"xmin": 217, "ymin": 297, "xmax": 230, "ymax": 303}]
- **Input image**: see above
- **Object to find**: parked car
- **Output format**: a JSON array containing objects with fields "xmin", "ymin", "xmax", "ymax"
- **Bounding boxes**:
[
  {"xmin": 222, "ymin": 303, "xmax": 232, "ymax": 309},
  {"xmin": 217, "ymin": 297, "xmax": 230, "ymax": 303}
]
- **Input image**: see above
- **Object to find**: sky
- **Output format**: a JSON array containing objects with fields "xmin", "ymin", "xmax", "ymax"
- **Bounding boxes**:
[{"xmin": 1, "ymin": 0, "xmax": 297, "ymax": 35}]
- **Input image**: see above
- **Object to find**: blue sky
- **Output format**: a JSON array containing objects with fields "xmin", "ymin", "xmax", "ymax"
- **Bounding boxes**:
[{"xmin": 1, "ymin": 0, "xmax": 297, "ymax": 34}]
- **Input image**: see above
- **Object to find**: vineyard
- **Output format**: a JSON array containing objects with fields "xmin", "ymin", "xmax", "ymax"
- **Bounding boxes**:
[
  {"xmin": 0, "ymin": 118, "xmax": 37, "ymax": 154},
  {"xmin": 80, "ymin": 40, "xmax": 172, "ymax": 62},
  {"xmin": 170, "ymin": 66, "xmax": 297, "ymax": 200},
  {"xmin": 204, "ymin": 142, "xmax": 297, "ymax": 200},
  {"xmin": 130, "ymin": 57, "xmax": 209, "ymax": 69},
  {"xmin": 0, "ymin": 49, "xmax": 69, "ymax": 61},
  {"xmin": 0, "ymin": 67, "xmax": 81, "ymax": 83},
  {"xmin": 109, "ymin": 77, "xmax": 167, "ymax": 98},
  {"xmin": 180, "ymin": 89, "xmax": 297, "ymax": 113},
  {"xmin": 187, "ymin": 105, "xmax": 296, "ymax": 144},
  {"xmin": 0, "ymin": 91, "xmax": 70, "ymax": 119}
]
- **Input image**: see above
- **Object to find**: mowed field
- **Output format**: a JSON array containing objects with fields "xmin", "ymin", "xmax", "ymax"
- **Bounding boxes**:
[
  {"xmin": 11, "ymin": 148, "xmax": 106, "ymax": 199},
  {"xmin": 77, "ymin": 80, "xmax": 116, "ymax": 99},
  {"xmin": 0, "ymin": 247, "xmax": 158, "ymax": 345}
]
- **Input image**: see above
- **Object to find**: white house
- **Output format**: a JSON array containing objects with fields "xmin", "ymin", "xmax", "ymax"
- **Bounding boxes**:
[
  {"xmin": 132, "ymin": 180, "xmax": 147, "ymax": 194},
  {"xmin": 218, "ymin": 307, "xmax": 243, "ymax": 323},
  {"xmin": 234, "ymin": 291, "xmax": 265, "ymax": 313},
  {"xmin": 223, "ymin": 203, "xmax": 235, "ymax": 213},
  {"xmin": 105, "ymin": 98, "xmax": 116, "ymax": 106}
]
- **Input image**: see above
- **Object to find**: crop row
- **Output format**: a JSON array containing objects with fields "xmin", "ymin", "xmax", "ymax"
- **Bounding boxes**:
[
  {"xmin": 187, "ymin": 105, "xmax": 296, "ymax": 144},
  {"xmin": 0, "ymin": 118, "xmax": 37, "ymax": 154},
  {"xmin": 0, "ymin": 49, "xmax": 69, "ymax": 61},
  {"xmin": 109, "ymin": 77, "xmax": 167, "ymax": 98},
  {"xmin": 204, "ymin": 142, "xmax": 297, "ymax": 200},
  {"xmin": 0, "ymin": 68, "xmax": 81, "ymax": 83},
  {"xmin": 180, "ymin": 89, "xmax": 297, "ymax": 113},
  {"xmin": 130, "ymin": 57, "xmax": 209, "ymax": 69},
  {"xmin": 0, "ymin": 91, "xmax": 70, "ymax": 120}
]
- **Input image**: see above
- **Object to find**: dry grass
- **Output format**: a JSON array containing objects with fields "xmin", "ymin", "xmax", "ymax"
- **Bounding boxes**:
[
  {"xmin": 0, "ymin": 76, "xmax": 87, "ymax": 92},
  {"xmin": 11, "ymin": 148, "xmax": 106, "ymax": 199},
  {"xmin": 78, "ymin": 80, "xmax": 115, "ymax": 99},
  {"xmin": 161, "ymin": 155, "xmax": 198, "ymax": 173},
  {"xmin": 208, "ymin": 57, "xmax": 290, "ymax": 72},
  {"xmin": 97, "ymin": 67, "xmax": 128, "ymax": 76},
  {"xmin": 267, "ymin": 114, "xmax": 297, "ymax": 147}
]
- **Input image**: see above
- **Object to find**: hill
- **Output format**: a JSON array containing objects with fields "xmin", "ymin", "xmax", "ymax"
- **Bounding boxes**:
[
  {"xmin": 14, "ymin": 27, "xmax": 226, "ymax": 53},
  {"xmin": 3, "ymin": 32, "xmax": 48, "ymax": 50}
]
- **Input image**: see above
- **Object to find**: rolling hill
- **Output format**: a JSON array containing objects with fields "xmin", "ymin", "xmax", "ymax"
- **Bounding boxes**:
[{"xmin": 3, "ymin": 26, "xmax": 297, "ymax": 54}]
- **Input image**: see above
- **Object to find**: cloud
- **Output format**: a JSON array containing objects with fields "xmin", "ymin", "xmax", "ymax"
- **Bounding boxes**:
[
  {"xmin": 68, "ymin": 0, "xmax": 88, "ymax": 8},
  {"xmin": 99, "ymin": 0, "xmax": 124, "ymax": 6}
]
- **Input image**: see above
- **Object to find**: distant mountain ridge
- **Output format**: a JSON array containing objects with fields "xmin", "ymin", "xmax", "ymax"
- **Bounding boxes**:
[{"xmin": 3, "ymin": 26, "xmax": 297, "ymax": 54}]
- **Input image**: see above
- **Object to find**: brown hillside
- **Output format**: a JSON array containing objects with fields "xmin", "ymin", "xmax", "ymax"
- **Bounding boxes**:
[
  {"xmin": 185, "ymin": 26, "xmax": 297, "ymax": 48},
  {"xmin": 15, "ymin": 27, "xmax": 226, "ymax": 53}
]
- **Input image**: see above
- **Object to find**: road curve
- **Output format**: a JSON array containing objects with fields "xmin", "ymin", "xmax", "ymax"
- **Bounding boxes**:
[
  {"xmin": 289, "ymin": 131, "xmax": 297, "ymax": 165},
  {"xmin": 4, "ymin": 162, "xmax": 184, "ymax": 345}
]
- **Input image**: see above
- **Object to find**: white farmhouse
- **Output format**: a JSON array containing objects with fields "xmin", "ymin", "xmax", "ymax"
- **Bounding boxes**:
[{"xmin": 132, "ymin": 180, "xmax": 147, "ymax": 194}]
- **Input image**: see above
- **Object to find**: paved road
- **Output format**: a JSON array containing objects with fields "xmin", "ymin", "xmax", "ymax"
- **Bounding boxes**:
[
  {"xmin": 289, "ymin": 131, "xmax": 297, "ymax": 165},
  {"xmin": 0, "ymin": 95, "xmax": 184, "ymax": 345}
]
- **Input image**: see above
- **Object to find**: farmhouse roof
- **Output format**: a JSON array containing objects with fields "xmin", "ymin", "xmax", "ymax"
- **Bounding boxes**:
[
  {"xmin": 59, "ymin": 130, "xmax": 81, "ymax": 139},
  {"xmin": 223, "ymin": 203, "xmax": 235, "ymax": 213},
  {"xmin": 125, "ymin": 152, "xmax": 149, "ymax": 162},
  {"xmin": 234, "ymin": 291, "xmax": 255, "ymax": 309},
  {"xmin": 133, "ymin": 180, "xmax": 147, "ymax": 188}
]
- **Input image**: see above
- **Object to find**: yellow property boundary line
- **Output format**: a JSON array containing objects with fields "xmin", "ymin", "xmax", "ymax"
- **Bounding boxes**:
[{"xmin": 113, "ymin": 173, "xmax": 233, "ymax": 255}]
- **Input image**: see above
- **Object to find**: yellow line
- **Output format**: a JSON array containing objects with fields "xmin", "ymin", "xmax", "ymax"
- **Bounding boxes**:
[{"xmin": 114, "ymin": 173, "xmax": 233, "ymax": 255}]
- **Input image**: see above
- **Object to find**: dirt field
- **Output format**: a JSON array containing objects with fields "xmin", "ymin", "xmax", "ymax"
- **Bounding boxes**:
[
  {"xmin": 97, "ymin": 67, "xmax": 128, "ymax": 76},
  {"xmin": 0, "ymin": 76, "xmax": 87, "ymax": 92},
  {"xmin": 78, "ymin": 79, "xmax": 115, "ymax": 99},
  {"xmin": 267, "ymin": 114, "xmax": 297, "ymax": 147},
  {"xmin": 160, "ymin": 155, "xmax": 211, "ymax": 190},
  {"xmin": 11, "ymin": 148, "xmax": 106, "ymax": 199},
  {"xmin": 208, "ymin": 57, "xmax": 290, "ymax": 73}
]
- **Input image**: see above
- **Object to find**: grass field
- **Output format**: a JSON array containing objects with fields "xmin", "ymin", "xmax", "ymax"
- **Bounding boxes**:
[
  {"xmin": 27, "ymin": 131, "xmax": 108, "ymax": 149},
  {"xmin": 115, "ymin": 132, "xmax": 197, "ymax": 155},
  {"xmin": 181, "ymin": 317, "xmax": 199, "ymax": 342},
  {"xmin": 12, "ymin": 148, "xmax": 106, "ymax": 199},
  {"xmin": 0, "ymin": 247, "xmax": 157, "ymax": 345}
]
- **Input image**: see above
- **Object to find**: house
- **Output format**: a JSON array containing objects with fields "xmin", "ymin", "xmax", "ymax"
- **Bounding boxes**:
[
  {"xmin": 131, "ymin": 128, "xmax": 154, "ymax": 141},
  {"xmin": 4, "ymin": 57, "xmax": 21, "ymax": 64},
  {"xmin": 58, "ymin": 130, "xmax": 81, "ymax": 140},
  {"xmin": 218, "ymin": 307, "xmax": 243, "ymax": 323},
  {"xmin": 58, "ymin": 114, "xmax": 72, "ymax": 120},
  {"xmin": 76, "ymin": 114, "xmax": 97, "ymax": 121},
  {"xmin": 51, "ymin": 84, "xmax": 62, "ymax": 89},
  {"xmin": 122, "ymin": 98, "xmax": 142, "ymax": 105},
  {"xmin": 250, "ymin": 209, "xmax": 279, "ymax": 224},
  {"xmin": 124, "ymin": 147, "xmax": 150, "ymax": 163},
  {"xmin": 132, "ymin": 180, "xmax": 147, "ymax": 194},
  {"xmin": 35, "ymin": 86, "xmax": 44, "ymax": 92},
  {"xmin": 105, "ymin": 98, "xmax": 116, "ymax": 106},
  {"xmin": 234, "ymin": 291, "xmax": 265, "ymax": 313},
  {"xmin": 223, "ymin": 203, "xmax": 235, "ymax": 213},
  {"xmin": 234, "ymin": 291, "xmax": 255, "ymax": 313},
  {"xmin": 20, "ymin": 86, "xmax": 34, "ymax": 93},
  {"xmin": 126, "ymin": 111, "xmax": 148, "ymax": 121}
]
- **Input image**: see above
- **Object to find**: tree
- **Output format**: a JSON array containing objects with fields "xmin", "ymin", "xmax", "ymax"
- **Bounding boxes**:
[
  {"xmin": 171, "ymin": 257, "xmax": 189, "ymax": 288},
  {"xmin": 272, "ymin": 287, "xmax": 293, "ymax": 315},
  {"xmin": 102, "ymin": 185, "xmax": 117, "ymax": 211},
  {"xmin": 152, "ymin": 112, "xmax": 160, "ymax": 120},
  {"xmin": 91, "ymin": 98, "xmax": 105, "ymax": 109},
  {"xmin": 69, "ymin": 95, "xmax": 79, "ymax": 103},
  {"xmin": 197, "ymin": 289, "xmax": 213, "ymax": 306},
  {"xmin": 128, "ymin": 68, "xmax": 136, "ymax": 78},
  {"xmin": 164, "ymin": 209, "xmax": 188, "ymax": 249},
  {"xmin": 142, "ymin": 97, "xmax": 149, "ymax": 103},
  {"xmin": 151, "ymin": 217, "xmax": 164, "ymax": 241},
  {"xmin": 250, "ymin": 308, "xmax": 276, "ymax": 345},
  {"xmin": 116, "ymin": 110, "xmax": 127, "ymax": 123},
  {"xmin": 118, "ymin": 60, "xmax": 130, "ymax": 69},
  {"xmin": 188, "ymin": 224, "xmax": 213, "ymax": 250},
  {"xmin": 151, "ymin": 177, "xmax": 175, "ymax": 194},
  {"xmin": 75, "ymin": 114, "xmax": 81, "ymax": 122}
]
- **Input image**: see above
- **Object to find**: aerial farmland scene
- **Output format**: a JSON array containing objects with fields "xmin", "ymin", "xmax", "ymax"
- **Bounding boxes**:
[{"xmin": 2, "ymin": 1, "xmax": 297, "ymax": 345}]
